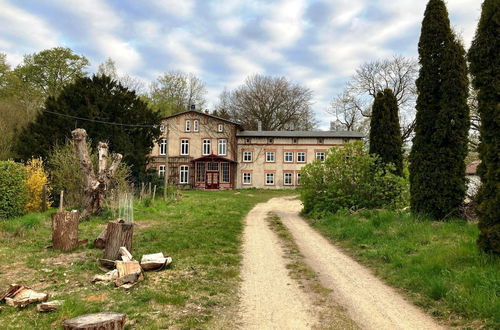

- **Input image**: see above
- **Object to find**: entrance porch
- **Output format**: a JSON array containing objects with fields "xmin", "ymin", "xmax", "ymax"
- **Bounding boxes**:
[{"xmin": 192, "ymin": 155, "xmax": 237, "ymax": 190}]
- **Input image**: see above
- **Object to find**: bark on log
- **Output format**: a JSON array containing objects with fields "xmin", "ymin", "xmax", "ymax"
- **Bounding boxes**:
[
  {"xmin": 103, "ymin": 220, "xmax": 133, "ymax": 260},
  {"xmin": 63, "ymin": 312, "xmax": 126, "ymax": 330},
  {"xmin": 37, "ymin": 300, "xmax": 63, "ymax": 312},
  {"xmin": 94, "ymin": 228, "xmax": 107, "ymax": 249},
  {"xmin": 52, "ymin": 211, "xmax": 80, "ymax": 251}
]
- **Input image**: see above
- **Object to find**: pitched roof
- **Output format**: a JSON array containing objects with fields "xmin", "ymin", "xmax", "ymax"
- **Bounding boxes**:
[
  {"xmin": 236, "ymin": 130, "xmax": 365, "ymax": 138},
  {"xmin": 162, "ymin": 110, "xmax": 242, "ymax": 128}
]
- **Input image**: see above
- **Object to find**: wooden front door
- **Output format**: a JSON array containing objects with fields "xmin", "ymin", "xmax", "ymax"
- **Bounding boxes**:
[{"xmin": 206, "ymin": 171, "xmax": 219, "ymax": 189}]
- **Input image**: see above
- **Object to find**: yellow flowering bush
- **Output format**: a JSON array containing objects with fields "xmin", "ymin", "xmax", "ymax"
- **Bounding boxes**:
[{"xmin": 24, "ymin": 158, "xmax": 52, "ymax": 212}]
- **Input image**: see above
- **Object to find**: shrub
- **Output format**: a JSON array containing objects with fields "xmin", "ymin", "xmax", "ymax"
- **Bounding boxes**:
[
  {"xmin": 48, "ymin": 141, "xmax": 131, "ymax": 210},
  {"xmin": 0, "ymin": 161, "xmax": 29, "ymax": 218},
  {"xmin": 24, "ymin": 158, "xmax": 52, "ymax": 212},
  {"xmin": 300, "ymin": 141, "xmax": 408, "ymax": 216}
]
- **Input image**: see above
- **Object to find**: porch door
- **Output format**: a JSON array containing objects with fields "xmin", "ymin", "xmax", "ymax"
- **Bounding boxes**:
[{"xmin": 206, "ymin": 171, "xmax": 219, "ymax": 189}]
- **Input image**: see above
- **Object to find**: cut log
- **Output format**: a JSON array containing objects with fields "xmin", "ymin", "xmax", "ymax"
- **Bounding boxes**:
[
  {"xmin": 103, "ymin": 220, "xmax": 133, "ymax": 260},
  {"xmin": 115, "ymin": 272, "xmax": 141, "ymax": 287},
  {"xmin": 37, "ymin": 300, "xmax": 64, "ymax": 312},
  {"xmin": 119, "ymin": 247, "xmax": 133, "ymax": 261},
  {"xmin": 115, "ymin": 260, "xmax": 143, "ymax": 287},
  {"xmin": 94, "ymin": 228, "xmax": 107, "ymax": 249},
  {"xmin": 51, "ymin": 210, "xmax": 80, "ymax": 251},
  {"xmin": 92, "ymin": 269, "xmax": 118, "ymax": 283},
  {"xmin": 0, "ymin": 284, "xmax": 22, "ymax": 301},
  {"xmin": 4, "ymin": 286, "xmax": 48, "ymax": 308},
  {"xmin": 63, "ymin": 312, "xmax": 126, "ymax": 330},
  {"xmin": 140, "ymin": 253, "xmax": 172, "ymax": 271},
  {"xmin": 99, "ymin": 259, "xmax": 116, "ymax": 268}
]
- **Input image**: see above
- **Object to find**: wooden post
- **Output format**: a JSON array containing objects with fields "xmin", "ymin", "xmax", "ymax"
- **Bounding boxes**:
[
  {"xmin": 140, "ymin": 183, "xmax": 145, "ymax": 201},
  {"xmin": 63, "ymin": 312, "xmax": 126, "ymax": 330},
  {"xmin": 52, "ymin": 211, "xmax": 80, "ymax": 251},
  {"xmin": 103, "ymin": 220, "xmax": 133, "ymax": 260},
  {"xmin": 152, "ymin": 185, "xmax": 156, "ymax": 201},
  {"xmin": 59, "ymin": 190, "xmax": 64, "ymax": 212},
  {"xmin": 148, "ymin": 182, "xmax": 151, "ymax": 196},
  {"xmin": 41, "ymin": 185, "xmax": 48, "ymax": 212}
]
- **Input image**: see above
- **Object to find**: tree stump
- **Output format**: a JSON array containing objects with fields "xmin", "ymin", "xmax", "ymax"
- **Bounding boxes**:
[
  {"xmin": 52, "ymin": 211, "xmax": 80, "ymax": 251},
  {"xmin": 63, "ymin": 312, "xmax": 126, "ymax": 330},
  {"xmin": 103, "ymin": 220, "xmax": 133, "ymax": 260}
]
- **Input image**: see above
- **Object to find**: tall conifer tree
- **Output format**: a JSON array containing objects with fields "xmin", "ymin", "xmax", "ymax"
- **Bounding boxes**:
[
  {"xmin": 468, "ymin": 0, "xmax": 500, "ymax": 254},
  {"xmin": 369, "ymin": 88, "xmax": 403, "ymax": 176},
  {"xmin": 409, "ymin": 0, "xmax": 469, "ymax": 219}
]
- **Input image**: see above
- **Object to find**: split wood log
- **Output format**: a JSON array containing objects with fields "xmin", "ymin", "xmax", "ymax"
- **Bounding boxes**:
[
  {"xmin": 119, "ymin": 246, "xmax": 133, "ymax": 261},
  {"xmin": 92, "ymin": 269, "xmax": 118, "ymax": 283},
  {"xmin": 115, "ymin": 260, "xmax": 143, "ymax": 287},
  {"xmin": 63, "ymin": 312, "xmax": 126, "ymax": 330},
  {"xmin": 140, "ymin": 253, "xmax": 172, "ymax": 271},
  {"xmin": 3, "ymin": 285, "xmax": 48, "ymax": 308},
  {"xmin": 94, "ymin": 228, "xmax": 107, "ymax": 249},
  {"xmin": 37, "ymin": 300, "xmax": 64, "ymax": 312},
  {"xmin": 51, "ymin": 210, "xmax": 80, "ymax": 251},
  {"xmin": 72, "ymin": 129, "xmax": 122, "ymax": 220},
  {"xmin": 103, "ymin": 220, "xmax": 133, "ymax": 260},
  {"xmin": 99, "ymin": 259, "xmax": 116, "ymax": 269}
]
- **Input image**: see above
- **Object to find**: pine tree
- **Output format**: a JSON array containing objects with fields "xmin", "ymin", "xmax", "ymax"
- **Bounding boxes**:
[
  {"xmin": 14, "ymin": 75, "xmax": 160, "ymax": 179},
  {"xmin": 369, "ymin": 88, "xmax": 403, "ymax": 176},
  {"xmin": 468, "ymin": 0, "xmax": 500, "ymax": 254},
  {"xmin": 409, "ymin": 0, "xmax": 469, "ymax": 219}
]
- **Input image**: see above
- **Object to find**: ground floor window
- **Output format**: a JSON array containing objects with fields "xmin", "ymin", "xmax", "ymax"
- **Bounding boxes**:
[
  {"xmin": 221, "ymin": 163, "xmax": 230, "ymax": 183},
  {"xmin": 266, "ymin": 172, "xmax": 275, "ymax": 185},
  {"xmin": 158, "ymin": 165, "xmax": 165, "ymax": 177},
  {"xmin": 179, "ymin": 165, "xmax": 189, "ymax": 184},
  {"xmin": 316, "ymin": 152, "xmax": 325, "ymax": 161},
  {"xmin": 196, "ymin": 163, "xmax": 205, "ymax": 182},
  {"xmin": 243, "ymin": 172, "xmax": 252, "ymax": 185},
  {"xmin": 284, "ymin": 172, "xmax": 293, "ymax": 185},
  {"xmin": 296, "ymin": 172, "xmax": 301, "ymax": 185}
]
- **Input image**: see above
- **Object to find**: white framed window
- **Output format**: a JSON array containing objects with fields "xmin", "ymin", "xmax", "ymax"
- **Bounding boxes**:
[
  {"xmin": 203, "ymin": 139, "xmax": 211, "ymax": 155},
  {"xmin": 296, "ymin": 172, "xmax": 301, "ymax": 185},
  {"xmin": 284, "ymin": 172, "xmax": 293, "ymax": 185},
  {"xmin": 284, "ymin": 152, "xmax": 294, "ymax": 162},
  {"xmin": 181, "ymin": 139, "xmax": 189, "ymax": 155},
  {"xmin": 242, "ymin": 172, "xmax": 252, "ymax": 185},
  {"xmin": 193, "ymin": 120, "xmax": 199, "ymax": 132},
  {"xmin": 316, "ymin": 152, "xmax": 325, "ymax": 161},
  {"xmin": 243, "ymin": 151, "xmax": 252, "ymax": 162},
  {"xmin": 218, "ymin": 124, "xmax": 224, "ymax": 132},
  {"xmin": 221, "ymin": 163, "xmax": 230, "ymax": 183},
  {"xmin": 159, "ymin": 139, "xmax": 167, "ymax": 155},
  {"xmin": 158, "ymin": 165, "xmax": 165, "ymax": 177},
  {"xmin": 266, "ymin": 152, "xmax": 275, "ymax": 162},
  {"xmin": 179, "ymin": 165, "xmax": 189, "ymax": 184},
  {"xmin": 265, "ymin": 173, "xmax": 275, "ymax": 185},
  {"xmin": 160, "ymin": 125, "xmax": 165, "ymax": 132},
  {"xmin": 297, "ymin": 152, "xmax": 306, "ymax": 163},
  {"xmin": 185, "ymin": 120, "xmax": 191, "ymax": 132},
  {"xmin": 218, "ymin": 139, "xmax": 227, "ymax": 156}
]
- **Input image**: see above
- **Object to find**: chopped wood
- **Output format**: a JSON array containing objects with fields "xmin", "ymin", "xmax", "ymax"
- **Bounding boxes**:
[
  {"xmin": 115, "ymin": 272, "xmax": 141, "ymax": 287},
  {"xmin": 51, "ymin": 210, "xmax": 80, "ymax": 251},
  {"xmin": 94, "ymin": 228, "xmax": 107, "ymax": 249},
  {"xmin": 99, "ymin": 259, "xmax": 116, "ymax": 268},
  {"xmin": 0, "ymin": 284, "xmax": 23, "ymax": 301},
  {"xmin": 37, "ymin": 300, "xmax": 64, "ymax": 312},
  {"xmin": 103, "ymin": 220, "xmax": 133, "ymax": 260},
  {"xmin": 63, "ymin": 312, "xmax": 126, "ymax": 330},
  {"xmin": 140, "ymin": 253, "xmax": 172, "ymax": 271},
  {"xmin": 115, "ymin": 260, "xmax": 143, "ymax": 287},
  {"xmin": 3, "ymin": 286, "xmax": 48, "ymax": 308},
  {"xmin": 92, "ymin": 269, "xmax": 118, "ymax": 283},
  {"xmin": 119, "ymin": 246, "xmax": 133, "ymax": 261}
]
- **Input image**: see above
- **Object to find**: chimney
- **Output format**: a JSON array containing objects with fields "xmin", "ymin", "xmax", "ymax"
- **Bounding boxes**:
[
  {"xmin": 204, "ymin": 109, "xmax": 209, "ymax": 114},
  {"xmin": 257, "ymin": 121, "xmax": 262, "ymax": 131},
  {"xmin": 190, "ymin": 104, "xmax": 196, "ymax": 111}
]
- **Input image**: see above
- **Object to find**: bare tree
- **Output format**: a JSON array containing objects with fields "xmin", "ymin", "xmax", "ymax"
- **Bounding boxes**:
[
  {"xmin": 212, "ymin": 87, "xmax": 232, "ymax": 119},
  {"xmin": 226, "ymin": 74, "xmax": 316, "ymax": 131},
  {"xmin": 148, "ymin": 71, "xmax": 207, "ymax": 116},
  {"xmin": 97, "ymin": 58, "xmax": 145, "ymax": 94},
  {"xmin": 329, "ymin": 55, "xmax": 418, "ymax": 142}
]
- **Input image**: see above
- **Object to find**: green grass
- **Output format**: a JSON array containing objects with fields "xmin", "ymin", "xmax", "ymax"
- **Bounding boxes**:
[
  {"xmin": 0, "ymin": 189, "xmax": 290, "ymax": 329},
  {"xmin": 307, "ymin": 209, "xmax": 500, "ymax": 328}
]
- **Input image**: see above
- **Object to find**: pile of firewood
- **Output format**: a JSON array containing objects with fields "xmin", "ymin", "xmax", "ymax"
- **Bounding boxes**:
[
  {"xmin": 0, "ymin": 284, "xmax": 63, "ymax": 312},
  {"xmin": 92, "ymin": 247, "xmax": 172, "ymax": 289}
]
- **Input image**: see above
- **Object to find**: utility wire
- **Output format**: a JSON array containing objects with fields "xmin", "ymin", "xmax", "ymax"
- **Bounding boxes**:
[{"xmin": 41, "ymin": 109, "xmax": 156, "ymax": 128}]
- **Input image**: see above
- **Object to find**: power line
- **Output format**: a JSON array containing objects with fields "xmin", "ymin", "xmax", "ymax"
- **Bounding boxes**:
[{"xmin": 41, "ymin": 109, "xmax": 156, "ymax": 128}]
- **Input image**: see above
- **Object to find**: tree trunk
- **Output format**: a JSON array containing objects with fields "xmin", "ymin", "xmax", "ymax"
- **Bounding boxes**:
[
  {"xmin": 63, "ymin": 312, "xmax": 126, "ymax": 330},
  {"xmin": 51, "ymin": 211, "xmax": 80, "ymax": 251},
  {"xmin": 103, "ymin": 220, "xmax": 133, "ymax": 260}
]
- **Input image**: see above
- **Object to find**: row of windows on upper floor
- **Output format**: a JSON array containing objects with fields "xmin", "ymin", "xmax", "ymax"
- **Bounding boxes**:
[
  {"xmin": 159, "ymin": 120, "xmax": 224, "ymax": 133},
  {"xmin": 241, "ymin": 150, "xmax": 325, "ymax": 163},
  {"xmin": 158, "ymin": 139, "xmax": 228, "ymax": 156}
]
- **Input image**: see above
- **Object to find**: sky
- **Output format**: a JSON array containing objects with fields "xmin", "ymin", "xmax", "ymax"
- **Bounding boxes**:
[{"xmin": 0, "ymin": 0, "xmax": 482, "ymax": 129}]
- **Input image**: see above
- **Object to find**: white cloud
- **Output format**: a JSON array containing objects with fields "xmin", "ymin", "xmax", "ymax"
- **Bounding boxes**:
[{"xmin": 150, "ymin": 0, "xmax": 195, "ymax": 18}]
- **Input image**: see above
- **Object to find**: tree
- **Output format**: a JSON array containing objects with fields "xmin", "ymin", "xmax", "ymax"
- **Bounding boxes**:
[
  {"xmin": 329, "ymin": 55, "xmax": 418, "ymax": 141},
  {"xmin": 468, "ymin": 0, "xmax": 500, "ymax": 254},
  {"xmin": 148, "ymin": 71, "xmax": 207, "ymax": 116},
  {"xmin": 14, "ymin": 75, "xmax": 160, "ymax": 179},
  {"xmin": 409, "ymin": 0, "xmax": 469, "ymax": 219},
  {"xmin": 97, "ymin": 57, "xmax": 145, "ymax": 94},
  {"xmin": 14, "ymin": 47, "xmax": 89, "ymax": 99},
  {"xmin": 212, "ymin": 88, "xmax": 232, "ymax": 119},
  {"xmin": 226, "ymin": 74, "xmax": 316, "ymax": 131},
  {"xmin": 369, "ymin": 89, "xmax": 403, "ymax": 176}
]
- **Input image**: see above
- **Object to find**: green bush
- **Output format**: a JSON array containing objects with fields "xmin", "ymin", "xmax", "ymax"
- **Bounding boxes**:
[
  {"xmin": 0, "ymin": 161, "xmax": 29, "ymax": 218},
  {"xmin": 300, "ymin": 141, "xmax": 408, "ymax": 216}
]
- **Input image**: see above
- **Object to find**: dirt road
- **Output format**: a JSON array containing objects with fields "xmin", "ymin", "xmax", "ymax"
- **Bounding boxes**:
[{"xmin": 238, "ymin": 196, "xmax": 444, "ymax": 330}]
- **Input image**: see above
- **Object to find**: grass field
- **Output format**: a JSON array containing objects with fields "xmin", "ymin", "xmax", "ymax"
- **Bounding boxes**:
[
  {"xmin": 307, "ymin": 210, "xmax": 500, "ymax": 329},
  {"xmin": 0, "ymin": 189, "xmax": 290, "ymax": 329}
]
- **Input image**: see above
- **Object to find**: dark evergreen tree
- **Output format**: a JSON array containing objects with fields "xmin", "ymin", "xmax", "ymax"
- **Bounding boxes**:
[
  {"xmin": 409, "ymin": 0, "xmax": 469, "ymax": 219},
  {"xmin": 468, "ymin": 0, "xmax": 500, "ymax": 254},
  {"xmin": 369, "ymin": 88, "xmax": 403, "ymax": 176},
  {"xmin": 14, "ymin": 75, "xmax": 160, "ymax": 179}
]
